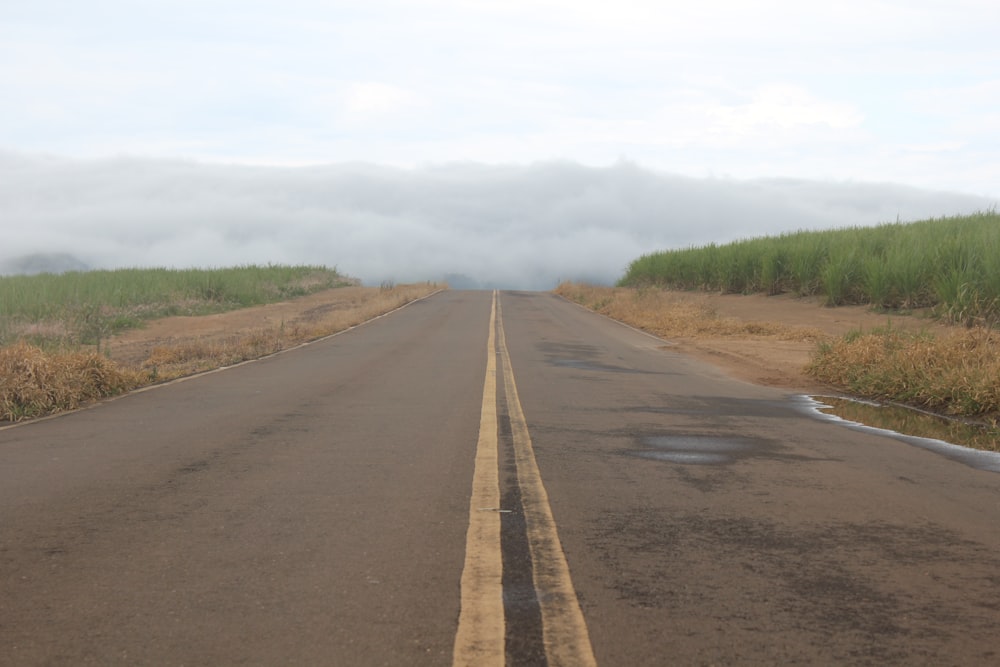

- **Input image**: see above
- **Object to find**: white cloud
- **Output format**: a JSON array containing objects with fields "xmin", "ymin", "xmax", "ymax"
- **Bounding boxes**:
[
  {"xmin": 899, "ymin": 141, "xmax": 966, "ymax": 155},
  {"xmin": 712, "ymin": 85, "xmax": 863, "ymax": 134},
  {"xmin": 0, "ymin": 1, "xmax": 998, "ymax": 196},
  {"xmin": 344, "ymin": 82, "xmax": 424, "ymax": 117}
]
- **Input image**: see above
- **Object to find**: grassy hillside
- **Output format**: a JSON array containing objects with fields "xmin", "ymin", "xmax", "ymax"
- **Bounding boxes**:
[
  {"xmin": 0, "ymin": 273, "xmax": 439, "ymax": 422},
  {"xmin": 0, "ymin": 265, "xmax": 351, "ymax": 348},
  {"xmin": 620, "ymin": 211, "xmax": 1000, "ymax": 326}
]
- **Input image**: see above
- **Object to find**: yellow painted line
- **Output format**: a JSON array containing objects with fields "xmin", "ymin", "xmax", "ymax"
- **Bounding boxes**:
[
  {"xmin": 496, "ymin": 296, "xmax": 597, "ymax": 667},
  {"xmin": 453, "ymin": 291, "xmax": 505, "ymax": 666}
]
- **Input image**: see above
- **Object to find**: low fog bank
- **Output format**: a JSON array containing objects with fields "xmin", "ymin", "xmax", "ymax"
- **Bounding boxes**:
[{"xmin": 1, "ymin": 154, "xmax": 994, "ymax": 289}]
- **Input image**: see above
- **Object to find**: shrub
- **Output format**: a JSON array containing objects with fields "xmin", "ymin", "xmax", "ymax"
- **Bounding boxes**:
[{"xmin": 0, "ymin": 342, "xmax": 144, "ymax": 421}]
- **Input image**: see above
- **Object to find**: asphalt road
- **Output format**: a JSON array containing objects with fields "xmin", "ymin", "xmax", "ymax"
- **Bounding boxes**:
[{"xmin": 2, "ymin": 290, "xmax": 999, "ymax": 665}]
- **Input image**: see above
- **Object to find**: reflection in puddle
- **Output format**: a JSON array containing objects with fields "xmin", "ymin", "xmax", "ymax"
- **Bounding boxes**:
[
  {"xmin": 631, "ymin": 434, "xmax": 762, "ymax": 465},
  {"xmin": 634, "ymin": 451, "xmax": 730, "ymax": 465},
  {"xmin": 812, "ymin": 396, "xmax": 999, "ymax": 453},
  {"xmin": 803, "ymin": 395, "xmax": 1000, "ymax": 473},
  {"xmin": 643, "ymin": 435, "xmax": 754, "ymax": 454}
]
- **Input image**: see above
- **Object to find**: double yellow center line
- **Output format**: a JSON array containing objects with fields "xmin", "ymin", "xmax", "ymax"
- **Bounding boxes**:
[{"xmin": 453, "ymin": 291, "xmax": 596, "ymax": 666}]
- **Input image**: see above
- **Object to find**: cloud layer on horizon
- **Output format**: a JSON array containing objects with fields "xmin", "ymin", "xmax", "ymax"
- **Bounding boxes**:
[{"xmin": 1, "ymin": 154, "xmax": 994, "ymax": 289}]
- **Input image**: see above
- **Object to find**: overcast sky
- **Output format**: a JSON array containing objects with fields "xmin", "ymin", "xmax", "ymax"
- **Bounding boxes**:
[{"xmin": 1, "ymin": 1, "xmax": 998, "ymax": 287}]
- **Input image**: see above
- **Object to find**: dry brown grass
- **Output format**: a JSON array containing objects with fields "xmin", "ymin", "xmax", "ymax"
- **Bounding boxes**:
[
  {"xmin": 554, "ymin": 282, "xmax": 824, "ymax": 342},
  {"xmin": 807, "ymin": 327, "xmax": 1000, "ymax": 418},
  {"xmin": 0, "ymin": 342, "xmax": 144, "ymax": 421},
  {"xmin": 557, "ymin": 282, "xmax": 1000, "ymax": 422},
  {"xmin": 134, "ymin": 284, "xmax": 443, "ymax": 382},
  {"xmin": 1, "ymin": 284, "xmax": 440, "ymax": 422},
  {"xmin": 141, "ymin": 329, "xmax": 287, "ymax": 379}
]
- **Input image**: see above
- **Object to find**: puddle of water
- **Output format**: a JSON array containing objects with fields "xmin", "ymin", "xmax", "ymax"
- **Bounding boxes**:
[
  {"xmin": 633, "ymin": 451, "xmax": 731, "ymax": 465},
  {"xmin": 629, "ymin": 434, "xmax": 764, "ymax": 465},
  {"xmin": 642, "ymin": 435, "xmax": 754, "ymax": 454},
  {"xmin": 803, "ymin": 395, "xmax": 1000, "ymax": 473},
  {"xmin": 811, "ymin": 396, "xmax": 999, "ymax": 453}
]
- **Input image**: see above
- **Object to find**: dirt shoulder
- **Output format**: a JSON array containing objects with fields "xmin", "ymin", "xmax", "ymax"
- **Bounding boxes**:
[
  {"xmin": 667, "ymin": 292, "xmax": 951, "ymax": 392},
  {"xmin": 105, "ymin": 285, "xmax": 440, "ymax": 369},
  {"xmin": 556, "ymin": 286, "xmax": 953, "ymax": 394},
  {"xmin": 108, "ymin": 285, "xmax": 950, "ymax": 395}
]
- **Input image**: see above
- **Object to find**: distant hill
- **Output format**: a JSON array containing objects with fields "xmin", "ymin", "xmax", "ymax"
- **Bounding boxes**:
[{"xmin": 0, "ymin": 253, "xmax": 90, "ymax": 276}]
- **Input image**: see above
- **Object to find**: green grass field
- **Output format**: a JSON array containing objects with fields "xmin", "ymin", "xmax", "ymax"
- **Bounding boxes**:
[
  {"xmin": 620, "ymin": 210, "xmax": 1000, "ymax": 326},
  {"xmin": 0, "ymin": 265, "xmax": 351, "ymax": 348},
  {"xmin": 606, "ymin": 210, "xmax": 1000, "ymax": 423},
  {"xmin": 0, "ymin": 270, "xmax": 441, "ymax": 422}
]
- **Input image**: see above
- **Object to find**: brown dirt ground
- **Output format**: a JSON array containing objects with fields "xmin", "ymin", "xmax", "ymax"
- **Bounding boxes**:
[
  {"xmin": 656, "ymin": 291, "xmax": 951, "ymax": 392},
  {"xmin": 107, "ymin": 287, "xmax": 951, "ymax": 393},
  {"xmin": 105, "ymin": 286, "xmax": 422, "ymax": 368}
]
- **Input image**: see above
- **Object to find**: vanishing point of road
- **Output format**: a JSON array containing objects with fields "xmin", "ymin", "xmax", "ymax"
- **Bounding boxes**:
[{"xmin": 2, "ymin": 291, "xmax": 998, "ymax": 665}]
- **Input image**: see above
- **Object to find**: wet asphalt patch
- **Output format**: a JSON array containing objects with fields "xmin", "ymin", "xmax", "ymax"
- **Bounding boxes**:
[
  {"xmin": 633, "ymin": 435, "xmax": 760, "ymax": 465},
  {"xmin": 625, "ymin": 432, "xmax": 799, "ymax": 466},
  {"xmin": 538, "ymin": 341, "xmax": 666, "ymax": 375}
]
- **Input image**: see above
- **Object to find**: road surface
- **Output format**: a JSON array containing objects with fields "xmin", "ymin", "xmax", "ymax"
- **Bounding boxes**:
[{"xmin": 2, "ymin": 290, "xmax": 998, "ymax": 665}]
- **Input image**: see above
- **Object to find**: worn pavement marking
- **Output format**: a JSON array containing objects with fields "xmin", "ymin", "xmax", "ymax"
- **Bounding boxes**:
[
  {"xmin": 497, "ymin": 295, "xmax": 597, "ymax": 667},
  {"xmin": 453, "ymin": 291, "xmax": 505, "ymax": 666},
  {"xmin": 454, "ymin": 291, "xmax": 596, "ymax": 666}
]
